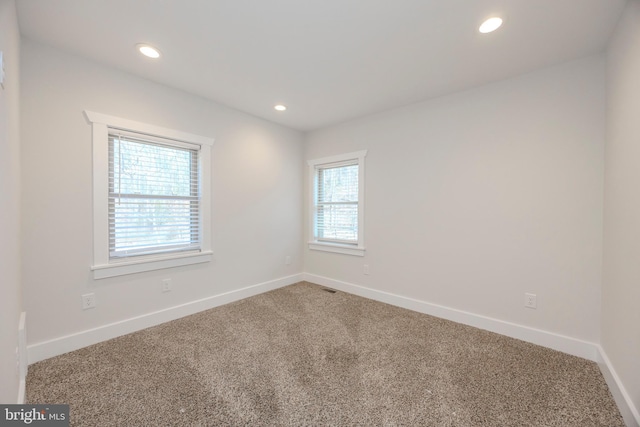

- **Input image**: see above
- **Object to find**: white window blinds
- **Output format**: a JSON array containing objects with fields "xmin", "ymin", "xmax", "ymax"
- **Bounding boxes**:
[
  {"xmin": 315, "ymin": 160, "xmax": 359, "ymax": 244},
  {"xmin": 108, "ymin": 132, "xmax": 201, "ymax": 259}
]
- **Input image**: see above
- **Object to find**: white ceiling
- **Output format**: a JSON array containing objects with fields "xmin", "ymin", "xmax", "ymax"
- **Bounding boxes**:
[{"xmin": 16, "ymin": 0, "xmax": 627, "ymax": 131}]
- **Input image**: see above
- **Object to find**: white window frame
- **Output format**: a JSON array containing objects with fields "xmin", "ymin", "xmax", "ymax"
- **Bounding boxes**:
[
  {"xmin": 307, "ymin": 150, "xmax": 367, "ymax": 256},
  {"xmin": 85, "ymin": 111, "xmax": 214, "ymax": 279}
]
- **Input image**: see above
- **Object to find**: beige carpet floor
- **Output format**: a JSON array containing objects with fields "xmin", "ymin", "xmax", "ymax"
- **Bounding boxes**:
[{"xmin": 27, "ymin": 282, "xmax": 624, "ymax": 426}]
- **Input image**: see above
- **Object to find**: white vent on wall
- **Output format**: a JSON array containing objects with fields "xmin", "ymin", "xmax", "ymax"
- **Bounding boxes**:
[
  {"xmin": 18, "ymin": 312, "xmax": 27, "ymax": 404},
  {"xmin": 0, "ymin": 51, "xmax": 5, "ymax": 89}
]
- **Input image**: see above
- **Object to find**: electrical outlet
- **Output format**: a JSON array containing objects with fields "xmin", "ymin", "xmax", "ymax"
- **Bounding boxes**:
[
  {"xmin": 81, "ymin": 293, "xmax": 96, "ymax": 310},
  {"xmin": 525, "ymin": 293, "xmax": 537, "ymax": 309},
  {"xmin": 285, "ymin": 256, "xmax": 291, "ymax": 265},
  {"xmin": 363, "ymin": 264, "xmax": 370, "ymax": 275},
  {"xmin": 162, "ymin": 278, "xmax": 172, "ymax": 293}
]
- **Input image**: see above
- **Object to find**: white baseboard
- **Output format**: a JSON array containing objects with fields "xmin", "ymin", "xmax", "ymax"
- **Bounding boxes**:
[
  {"xmin": 28, "ymin": 274, "xmax": 303, "ymax": 364},
  {"xmin": 18, "ymin": 311, "xmax": 27, "ymax": 404},
  {"xmin": 597, "ymin": 346, "xmax": 640, "ymax": 427},
  {"xmin": 303, "ymin": 273, "xmax": 599, "ymax": 361},
  {"xmin": 17, "ymin": 380, "xmax": 25, "ymax": 404}
]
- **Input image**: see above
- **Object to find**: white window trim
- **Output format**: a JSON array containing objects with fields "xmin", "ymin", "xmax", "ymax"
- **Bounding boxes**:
[
  {"xmin": 85, "ymin": 111, "xmax": 214, "ymax": 279},
  {"xmin": 307, "ymin": 150, "xmax": 367, "ymax": 256}
]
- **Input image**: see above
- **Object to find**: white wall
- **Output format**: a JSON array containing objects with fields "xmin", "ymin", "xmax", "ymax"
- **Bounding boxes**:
[
  {"xmin": 305, "ymin": 55, "xmax": 605, "ymax": 343},
  {"xmin": 0, "ymin": 0, "xmax": 22, "ymax": 403},
  {"xmin": 20, "ymin": 40, "xmax": 303, "ymax": 354},
  {"xmin": 603, "ymin": 0, "xmax": 640, "ymax": 418}
]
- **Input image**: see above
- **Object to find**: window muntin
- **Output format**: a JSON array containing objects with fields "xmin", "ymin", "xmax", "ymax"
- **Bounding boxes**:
[{"xmin": 108, "ymin": 133, "xmax": 201, "ymax": 259}]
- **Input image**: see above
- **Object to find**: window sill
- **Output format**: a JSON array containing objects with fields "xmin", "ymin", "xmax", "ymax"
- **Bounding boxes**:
[
  {"xmin": 91, "ymin": 250, "xmax": 213, "ymax": 279},
  {"xmin": 308, "ymin": 242, "xmax": 365, "ymax": 257}
]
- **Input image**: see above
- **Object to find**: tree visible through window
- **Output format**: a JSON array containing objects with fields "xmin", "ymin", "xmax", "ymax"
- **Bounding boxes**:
[{"xmin": 109, "ymin": 134, "xmax": 200, "ymax": 258}]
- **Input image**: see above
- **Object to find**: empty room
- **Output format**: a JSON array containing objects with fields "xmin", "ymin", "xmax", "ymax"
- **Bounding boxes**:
[{"xmin": 1, "ymin": 0, "xmax": 639, "ymax": 425}]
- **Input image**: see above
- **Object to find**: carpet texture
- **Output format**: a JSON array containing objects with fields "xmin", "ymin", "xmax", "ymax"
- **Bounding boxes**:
[{"xmin": 27, "ymin": 282, "xmax": 624, "ymax": 426}]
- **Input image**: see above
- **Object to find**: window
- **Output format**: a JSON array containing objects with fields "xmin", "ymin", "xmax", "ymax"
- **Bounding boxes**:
[
  {"xmin": 308, "ymin": 150, "xmax": 367, "ymax": 256},
  {"xmin": 109, "ymin": 132, "xmax": 199, "ymax": 258},
  {"xmin": 85, "ymin": 111, "xmax": 214, "ymax": 279}
]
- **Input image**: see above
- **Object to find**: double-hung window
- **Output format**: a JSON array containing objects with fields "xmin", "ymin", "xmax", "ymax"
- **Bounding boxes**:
[
  {"xmin": 109, "ymin": 132, "xmax": 200, "ymax": 258},
  {"xmin": 308, "ymin": 150, "xmax": 367, "ymax": 256},
  {"xmin": 86, "ymin": 111, "xmax": 214, "ymax": 279}
]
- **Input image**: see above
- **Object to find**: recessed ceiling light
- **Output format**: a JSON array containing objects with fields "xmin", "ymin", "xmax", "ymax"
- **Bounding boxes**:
[
  {"xmin": 479, "ymin": 17, "xmax": 503, "ymax": 34},
  {"xmin": 136, "ymin": 44, "xmax": 161, "ymax": 59},
  {"xmin": 274, "ymin": 104, "xmax": 287, "ymax": 112}
]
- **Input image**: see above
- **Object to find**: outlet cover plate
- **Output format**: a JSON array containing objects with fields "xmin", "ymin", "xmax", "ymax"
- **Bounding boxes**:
[
  {"xmin": 81, "ymin": 293, "xmax": 96, "ymax": 310},
  {"xmin": 525, "ymin": 293, "xmax": 537, "ymax": 309}
]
